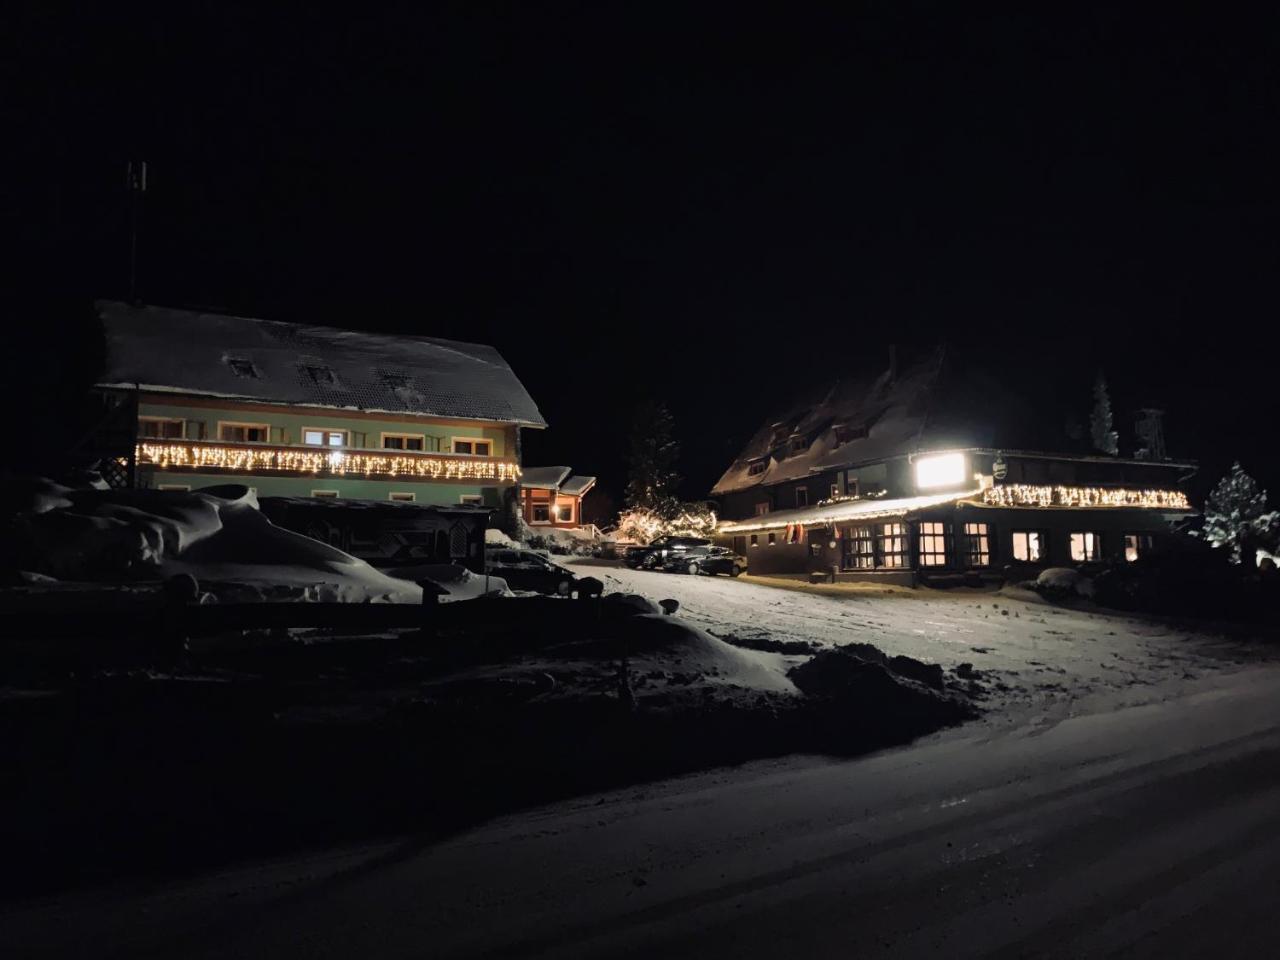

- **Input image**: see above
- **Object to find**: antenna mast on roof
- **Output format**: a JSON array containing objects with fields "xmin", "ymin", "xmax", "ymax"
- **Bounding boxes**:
[{"xmin": 126, "ymin": 160, "xmax": 147, "ymax": 304}]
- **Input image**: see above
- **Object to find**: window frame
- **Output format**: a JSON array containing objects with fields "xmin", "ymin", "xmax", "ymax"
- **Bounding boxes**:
[
  {"xmin": 843, "ymin": 525, "xmax": 876, "ymax": 569},
  {"xmin": 1124, "ymin": 533, "xmax": 1153, "ymax": 562},
  {"xmin": 389, "ymin": 491, "xmax": 416, "ymax": 502},
  {"xmin": 748, "ymin": 460, "xmax": 767, "ymax": 476},
  {"xmin": 795, "ymin": 486, "xmax": 809, "ymax": 508},
  {"xmin": 1011, "ymin": 530, "xmax": 1047, "ymax": 563},
  {"xmin": 459, "ymin": 494, "xmax": 484, "ymax": 506},
  {"xmin": 311, "ymin": 489, "xmax": 340, "ymax": 498},
  {"xmin": 381, "ymin": 432, "xmax": 427, "ymax": 452},
  {"xmin": 556, "ymin": 503, "xmax": 574, "ymax": 523},
  {"xmin": 531, "ymin": 503, "xmax": 551, "ymax": 524},
  {"xmin": 754, "ymin": 502, "xmax": 770, "ymax": 516},
  {"xmin": 917, "ymin": 520, "xmax": 951, "ymax": 567},
  {"xmin": 1069, "ymin": 531, "xmax": 1103, "ymax": 562},
  {"xmin": 962, "ymin": 522, "xmax": 991, "ymax": 567},
  {"xmin": 217, "ymin": 421, "xmax": 271, "ymax": 444},
  {"xmin": 451, "ymin": 436, "xmax": 493, "ymax": 457},
  {"xmin": 877, "ymin": 522, "xmax": 909, "ymax": 569},
  {"xmin": 137, "ymin": 417, "xmax": 187, "ymax": 440},
  {"xmin": 302, "ymin": 427, "xmax": 349, "ymax": 448}
]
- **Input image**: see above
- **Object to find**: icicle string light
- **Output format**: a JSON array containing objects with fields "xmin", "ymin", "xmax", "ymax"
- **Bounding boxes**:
[
  {"xmin": 981, "ymin": 485, "xmax": 1190, "ymax": 510},
  {"xmin": 137, "ymin": 442, "xmax": 522, "ymax": 482}
]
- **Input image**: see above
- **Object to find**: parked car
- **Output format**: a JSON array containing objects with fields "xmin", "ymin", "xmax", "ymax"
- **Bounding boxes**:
[
  {"xmin": 485, "ymin": 548, "xmax": 579, "ymax": 595},
  {"xmin": 623, "ymin": 535, "xmax": 712, "ymax": 570},
  {"xmin": 662, "ymin": 546, "xmax": 747, "ymax": 577}
]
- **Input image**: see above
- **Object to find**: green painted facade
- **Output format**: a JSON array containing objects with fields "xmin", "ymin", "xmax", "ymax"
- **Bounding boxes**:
[{"xmin": 136, "ymin": 397, "xmax": 519, "ymax": 504}]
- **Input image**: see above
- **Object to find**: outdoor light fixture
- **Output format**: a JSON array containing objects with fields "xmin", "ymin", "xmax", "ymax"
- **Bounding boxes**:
[{"xmin": 914, "ymin": 452, "xmax": 965, "ymax": 490}]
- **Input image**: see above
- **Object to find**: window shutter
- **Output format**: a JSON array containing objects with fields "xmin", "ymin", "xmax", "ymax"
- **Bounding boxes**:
[
  {"xmin": 352, "ymin": 431, "xmax": 367, "ymax": 448},
  {"xmin": 186, "ymin": 420, "xmax": 205, "ymax": 440},
  {"xmin": 271, "ymin": 426, "xmax": 286, "ymax": 443}
]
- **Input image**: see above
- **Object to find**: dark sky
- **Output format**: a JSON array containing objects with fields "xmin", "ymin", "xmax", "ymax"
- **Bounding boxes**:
[{"xmin": 9, "ymin": 6, "xmax": 1280, "ymax": 505}]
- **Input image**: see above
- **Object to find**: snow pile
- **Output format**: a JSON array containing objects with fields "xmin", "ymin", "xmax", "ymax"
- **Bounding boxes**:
[
  {"xmin": 382, "ymin": 562, "xmax": 512, "ymax": 601},
  {"xmin": 10, "ymin": 484, "xmax": 422, "ymax": 603},
  {"xmin": 485, "ymin": 528, "xmax": 520, "ymax": 547},
  {"xmin": 1032, "ymin": 567, "xmax": 1096, "ymax": 600},
  {"xmin": 788, "ymin": 646, "xmax": 973, "ymax": 727}
]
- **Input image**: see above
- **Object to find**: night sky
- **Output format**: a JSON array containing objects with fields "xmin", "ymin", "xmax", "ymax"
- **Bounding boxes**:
[{"xmin": 9, "ymin": 6, "xmax": 1280, "ymax": 507}]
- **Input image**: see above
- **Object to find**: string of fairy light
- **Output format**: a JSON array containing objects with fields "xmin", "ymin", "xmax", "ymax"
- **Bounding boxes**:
[
  {"xmin": 136, "ymin": 442, "xmax": 522, "ymax": 482},
  {"xmin": 980, "ymin": 485, "xmax": 1190, "ymax": 510}
]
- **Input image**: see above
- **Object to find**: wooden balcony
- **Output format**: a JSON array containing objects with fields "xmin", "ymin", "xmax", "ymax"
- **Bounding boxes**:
[{"xmin": 135, "ymin": 440, "xmax": 521, "ymax": 483}]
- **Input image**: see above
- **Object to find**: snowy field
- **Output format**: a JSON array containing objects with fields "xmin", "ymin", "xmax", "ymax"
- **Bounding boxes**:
[{"xmin": 570, "ymin": 559, "xmax": 1275, "ymax": 721}]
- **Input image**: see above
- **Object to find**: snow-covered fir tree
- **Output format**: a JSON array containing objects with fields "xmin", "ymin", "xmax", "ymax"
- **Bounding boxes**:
[
  {"xmin": 1090, "ymin": 370, "xmax": 1119, "ymax": 455},
  {"xmin": 1200, "ymin": 461, "xmax": 1277, "ymax": 567},
  {"xmin": 624, "ymin": 400, "xmax": 681, "ymax": 513}
]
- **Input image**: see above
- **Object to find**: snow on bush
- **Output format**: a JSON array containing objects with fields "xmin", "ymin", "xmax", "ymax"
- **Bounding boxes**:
[
  {"xmin": 1033, "ymin": 567, "xmax": 1095, "ymax": 600},
  {"xmin": 1196, "ymin": 461, "xmax": 1280, "ymax": 566}
]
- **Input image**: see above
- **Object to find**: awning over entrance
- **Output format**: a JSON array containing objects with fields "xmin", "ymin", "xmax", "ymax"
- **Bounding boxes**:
[{"xmin": 717, "ymin": 489, "xmax": 982, "ymax": 534}]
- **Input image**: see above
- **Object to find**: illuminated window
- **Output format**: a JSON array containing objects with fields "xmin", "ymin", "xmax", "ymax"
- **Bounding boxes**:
[
  {"xmin": 1012, "ymin": 530, "xmax": 1045, "ymax": 562},
  {"xmin": 389, "ymin": 491, "xmax": 416, "ymax": 502},
  {"xmin": 748, "ymin": 461, "xmax": 767, "ymax": 476},
  {"xmin": 311, "ymin": 490, "xmax": 339, "ymax": 498},
  {"xmin": 962, "ymin": 522, "xmax": 991, "ymax": 567},
  {"xmin": 138, "ymin": 417, "xmax": 185, "ymax": 439},
  {"xmin": 303, "ymin": 429, "xmax": 346, "ymax": 447},
  {"xmin": 878, "ymin": 523, "xmax": 908, "ymax": 568},
  {"xmin": 830, "ymin": 484, "xmax": 840, "ymax": 499},
  {"xmin": 917, "ymin": 521, "xmax": 950, "ymax": 567},
  {"xmin": 915, "ymin": 452, "xmax": 966, "ymax": 490},
  {"xmin": 382, "ymin": 433, "xmax": 426, "ymax": 451},
  {"xmin": 843, "ymin": 526, "xmax": 876, "ymax": 569},
  {"xmin": 754, "ymin": 502, "xmax": 770, "ymax": 516},
  {"xmin": 795, "ymin": 487, "xmax": 808, "ymax": 508},
  {"xmin": 1125, "ymin": 533, "xmax": 1153, "ymax": 562},
  {"xmin": 452, "ymin": 438, "xmax": 492, "ymax": 456},
  {"xmin": 218, "ymin": 422, "xmax": 269, "ymax": 443},
  {"xmin": 1070, "ymin": 532, "xmax": 1103, "ymax": 562},
  {"xmin": 556, "ymin": 504, "xmax": 574, "ymax": 522}
]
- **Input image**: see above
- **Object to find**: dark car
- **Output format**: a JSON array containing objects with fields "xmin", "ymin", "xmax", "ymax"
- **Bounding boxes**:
[
  {"xmin": 662, "ymin": 546, "xmax": 747, "ymax": 577},
  {"xmin": 485, "ymin": 548, "xmax": 578, "ymax": 595},
  {"xmin": 623, "ymin": 535, "xmax": 712, "ymax": 570}
]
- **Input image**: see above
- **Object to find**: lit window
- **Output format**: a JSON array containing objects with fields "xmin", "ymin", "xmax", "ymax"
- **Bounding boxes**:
[
  {"xmin": 218, "ymin": 422, "xmax": 269, "ymax": 443},
  {"xmin": 915, "ymin": 452, "xmax": 966, "ymax": 490},
  {"xmin": 453, "ymin": 438, "xmax": 492, "ymax": 456},
  {"xmin": 1125, "ymin": 534, "xmax": 1152, "ymax": 562},
  {"xmin": 830, "ymin": 484, "xmax": 840, "ymax": 499},
  {"xmin": 918, "ymin": 521, "xmax": 949, "ymax": 567},
  {"xmin": 389, "ymin": 491, "xmax": 415, "ymax": 502},
  {"xmin": 878, "ymin": 523, "xmax": 908, "ymax": 568},
  {"xmin": 311, "ymin": 490, "xmax": 339, "ymax": 498},
  {"xmin": 754, "ymin": 502, "xmax": 770, "ymax": 516},
  {"xmin": 1012, "ymin": 531, "xmax": 1045, "ymax": 562},
  {"xmin": 795, "ymin": 487, "xmax": 808, "ymax": 508},
  {"xmin": 383, "ymin": 434, "xmax": 426, "ymax": 451},
  {"xmin": 843, "ymin": 526, "xmax": 876, "ymax": 569},
  {"xmin": 138, "ymin": 417, "xmax": 185, "ymax": 439},
  {"xmin": 963, "ymin": 522, "xmax": 990, "ymax": 567},
  {"xmin": 1070, "ymin": 532, "xmax": 1103, "ymax": 562},
  {"xmin": 303, "ymin": 429, "xmax": 346, "ymax": 447}
]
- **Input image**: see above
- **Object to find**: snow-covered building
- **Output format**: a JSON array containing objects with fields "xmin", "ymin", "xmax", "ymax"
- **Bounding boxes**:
[
  {"xmin": 711, "ymin": 348, "xmax": 1196, "ymax": 584},
  {"xmin": 94, "ymin": 301, "xmax": 547, "ymax": 508},
  {"xmin": 519, "ymin": 466, "xmax": 598, "ymax": 530}
]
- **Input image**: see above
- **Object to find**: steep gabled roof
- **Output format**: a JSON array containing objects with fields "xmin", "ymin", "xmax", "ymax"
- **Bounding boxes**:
[
  {"xmin": 521, "ymin": 466, "xmax": 573, "ymax": 489},
  {"xmin": 711, "ymin": 348, "xmax": 1047, "ymax": 497},
  {"xmin": 559, "ymin": 475, "xmax": 597, "ymax": 497},
  {"xmin": 96, "ymin": 300, "xmax": 548, "ymax": 428}
]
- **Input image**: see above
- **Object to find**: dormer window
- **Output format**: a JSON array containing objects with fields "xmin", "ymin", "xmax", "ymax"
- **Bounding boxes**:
[
  {"xmin": 226, "ymin": 357, "xmax": 259, "ymax": 379},
  {"xmin": 382, "ymin": 373, "xmax": 410, "ymax": 390},
  {"xmin": 302, "ymin": 364, "xmax": 335, "ymax": 386},
  {"xmin": 789, "ymin": 436, "xmax": 808, "ymax": 455},
  {"xmin": 747, "ymin": 461, "xmax": 767, "ymax": 476},
  {"xmin": 834, "ymin": 423, "xmax": 869, "ymax": 446}
]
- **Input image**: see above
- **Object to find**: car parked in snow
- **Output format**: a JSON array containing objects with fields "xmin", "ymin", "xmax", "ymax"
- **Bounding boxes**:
[
  {"xmin": 485, "ymin": 549, "xmax": 579, "ymax": 596},
  {"xmin": 661, "ymin": 546, "xmax": 747, "ymax": 577},
  {"xmin": 623, "ymin": 535, "xmax": 712, "ymax": 570}
]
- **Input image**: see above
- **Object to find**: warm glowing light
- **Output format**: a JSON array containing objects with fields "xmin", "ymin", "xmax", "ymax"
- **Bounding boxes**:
[
  {"xmin": 137, "ymin": 441, "xmax": 522, "ymax": 482},
  {"xmin": 915, "ymin": 452, "xmax": 966, "ymax": 489},
  {"xmin": 981, "ymin": 485, "xmax": 1190, "ymax": 510}
]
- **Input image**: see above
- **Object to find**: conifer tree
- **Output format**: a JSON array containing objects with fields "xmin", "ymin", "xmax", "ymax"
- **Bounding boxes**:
[
  {"xmin": 1201, "ymin": 461, "xmax": 1275, "ymax": 568},
  {"xmin": 1090, "ymin": 370, "xmax": 1119, "ymax": 455},
  {"xmin": 624, "ymin": 400, "xmax": 681, "ymax": 514}
]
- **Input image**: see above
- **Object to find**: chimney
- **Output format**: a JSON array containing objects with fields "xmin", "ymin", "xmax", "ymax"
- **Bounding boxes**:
[{"xmin": 888, "ymin": 345, "xmax": 898, "ymax": 382}]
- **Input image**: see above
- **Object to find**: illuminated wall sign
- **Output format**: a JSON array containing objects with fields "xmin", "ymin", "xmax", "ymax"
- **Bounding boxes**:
[
  {"xmin": 981, "ymin": 484, "xmax": 1190, "ymax": 510},
  {"xmin": 915, "ymin": 452, "xmax": 966, "ymax": 490},
  {"xmin": 137, "ymin": 442, "xmax": 522, "ymax": 483}
]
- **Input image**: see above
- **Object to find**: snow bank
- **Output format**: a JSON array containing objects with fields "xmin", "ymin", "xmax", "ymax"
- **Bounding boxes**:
[
  {"xmin": 381, "ymin": 562, "xmax": 512, "ymax": 601},
  {"xmin": 484, "ymin": 528, "xmax": 519, "ymax": 548},
  {"xmin": 1033, "ymin": 567, "xmax": 1096, "ymax": 600},
  {"xmin": 12, "ymin": 483, "xmax": 422, "ymax": 603}
]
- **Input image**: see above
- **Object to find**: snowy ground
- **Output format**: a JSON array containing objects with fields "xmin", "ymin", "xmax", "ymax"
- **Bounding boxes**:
[{"xmin": 570, "ymin": 559, "xmax": 1276, "ymax": 721}]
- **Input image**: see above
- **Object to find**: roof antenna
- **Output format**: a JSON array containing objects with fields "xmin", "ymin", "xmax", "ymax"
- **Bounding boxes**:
[{"xmin": 126, "ymin": 160, "xmax": 147, "ymax": 304}]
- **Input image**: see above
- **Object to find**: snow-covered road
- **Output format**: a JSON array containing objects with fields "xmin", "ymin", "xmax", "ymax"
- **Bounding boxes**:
[
  {"xmin": 573, "ymin": 560, "xmax": 1271, "ymax": 719},
  {"xmin": 8, "ymin": 663, "xmax": 1280, "ymax": 958}
]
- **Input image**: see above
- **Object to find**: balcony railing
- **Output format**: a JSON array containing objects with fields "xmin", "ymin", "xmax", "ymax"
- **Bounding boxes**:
[{"xmin": 136, "ymin": 440, "xmax": 521, "ymax": 483}]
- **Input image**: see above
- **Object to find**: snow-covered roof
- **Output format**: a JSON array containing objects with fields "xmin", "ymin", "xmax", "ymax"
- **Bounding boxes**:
[
  {"xmin": 559, "ymin": 475, "xmax": 597, "ymax": 497},
  {"xmin": 718, "ymin": 489, "xmax": 981, "ymax": 533},
  {"xmin": 96, "ymin": 300, "xmax": 548, "ymax": 428},
  {"xmin": 521, "ymin": 466, "xmax": 573, "ymax": 490}
]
